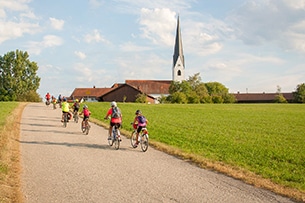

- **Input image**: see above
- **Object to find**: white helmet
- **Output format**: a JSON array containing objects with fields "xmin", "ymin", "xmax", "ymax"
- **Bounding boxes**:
[{"xmin": 111, "ymin": 101, "xmax": 117, "ymax": 107}]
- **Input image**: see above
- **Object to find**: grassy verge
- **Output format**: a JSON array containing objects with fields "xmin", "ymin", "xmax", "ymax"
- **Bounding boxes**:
[
  {"xmin": 85, "ymin": 102, "xmax": 305, "ymax": 202},
  {"xmin": 0, "ymin": 102, "xmax": 26, "ymax": 203}
]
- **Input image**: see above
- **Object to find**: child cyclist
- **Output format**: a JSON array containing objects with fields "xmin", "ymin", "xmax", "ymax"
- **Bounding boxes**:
[
  {"xmin": 80, "ymin": 104, "xmax": 91, "ymax": 129},
  {"xmin": 61, "ymin": 97, "xmax": 72, "ymax": 122},
  {"xmin": 132, "ymin": 110, "xmax": 148, "ymax": 147},
  {"xmin": 72, "ymin": 99, "xmax": 80, "ymax": 116}
]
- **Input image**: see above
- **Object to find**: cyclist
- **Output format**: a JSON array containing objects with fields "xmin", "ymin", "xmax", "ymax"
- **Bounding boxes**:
[
  {"xmin": 45, "ymin": 92, "xmax": 51, "ymax": 105},
  {"xmin": 80, "ymin": 104, "xmax": 91, "ymax": 129},
  {"xmin": 104, "ymin": 101, "xmax": 122, "ymax": 141},
  {"xmin": 72, "ymin": 99, "xmax": 80, "ymax": 116},
  {"xmin": 58, "ymin": 94, "xmax": 62, "ymax": 108},
  {"xmin": 61, "ymin": 97, "xmax": 71, "ymax": 122},
  {"xmin": 132, "ymin": 110, "xmax": 148, "ymax": 147},
  {"xmin": 51, "ymin": 96, "xmax": 57, "ymax": 109}
]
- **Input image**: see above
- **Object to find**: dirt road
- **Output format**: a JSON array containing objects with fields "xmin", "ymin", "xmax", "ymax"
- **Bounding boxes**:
[{"xmin": 20, "ymin": 103, "xmax": 295, "ymax": 202}]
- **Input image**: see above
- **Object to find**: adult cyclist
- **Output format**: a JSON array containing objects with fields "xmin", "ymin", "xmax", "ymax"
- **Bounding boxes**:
[{"xmin": 104, "ymin": 101, "xmax": 122, "ymax": 141}]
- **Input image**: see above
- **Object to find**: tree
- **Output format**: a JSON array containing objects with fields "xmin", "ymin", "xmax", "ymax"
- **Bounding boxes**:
[
  {"xmin": 171, "ymin": 92, "xmax": 187, "ymax": 104},
  {"xmin": 135, "ymin": 93, "xmax": 147, "ymax": 103},
  {"xmin": 0, "ymin": 50, "xmax": 41, "ymax": 101},
  {"xmin": 293, "ymin": 83, "xmax": 305, "ymax": 103},
  {"xmin": 275, "ymin": 85, "xmax": 287, "ymax": 103},
  {"xmin": 167, "ymin": 73, "xmax": 235, "ymax": 104}
]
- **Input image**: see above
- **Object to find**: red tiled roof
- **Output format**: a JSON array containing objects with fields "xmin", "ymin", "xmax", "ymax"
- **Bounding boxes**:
[
  {"xmin": 70, "ymin": 87, "xmax": 113, "ymax": 98},
  {"xmin": 125, "ymin": 80, "xmax": 171, "ymax": 94}
]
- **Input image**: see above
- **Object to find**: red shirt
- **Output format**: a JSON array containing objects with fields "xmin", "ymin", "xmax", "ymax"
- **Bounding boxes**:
[
  {"xmin": 106, "ymin": 108, "xmax": 122, "ymax": 123},
  {"xmin": 83, "ymin": 109, "xmax": 90, "ymax": 117}
]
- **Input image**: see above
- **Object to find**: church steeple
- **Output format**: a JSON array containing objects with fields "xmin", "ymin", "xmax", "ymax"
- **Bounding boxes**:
[{"xmin": 172, "ymin": 15, "xmax": 185, "ymax": 82}]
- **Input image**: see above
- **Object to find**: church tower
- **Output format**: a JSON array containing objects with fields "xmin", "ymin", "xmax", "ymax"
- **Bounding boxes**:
[{"xmin": 172, "ymin": 16, "xmax": 185, "ymax": 82}]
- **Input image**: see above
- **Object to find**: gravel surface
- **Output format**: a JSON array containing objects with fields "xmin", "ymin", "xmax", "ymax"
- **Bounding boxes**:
[{"xmin": 20, "ymin": 103, "xmax": 295, "ymax": 203}]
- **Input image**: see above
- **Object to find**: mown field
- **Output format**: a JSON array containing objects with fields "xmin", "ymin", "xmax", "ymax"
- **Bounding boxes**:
[{"xmin": 86, "ymin": 102, "xmax": 305, "ymax": 194}]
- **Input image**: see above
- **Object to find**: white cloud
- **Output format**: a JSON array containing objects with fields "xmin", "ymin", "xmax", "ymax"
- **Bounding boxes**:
[
  {"xmin": 49, "ymin": 17, "xmax": 64, "ymax": 30},
  {"xmin": 20, "ymin": 11, "xmax": 37, "ymax": 19},
  {"xmin": 88, "ymin": 0, "xmax": 104, "ymax": 8},
  {"xmin": 139, "ymin": 8, "xmax": 176, "ymax": 46},
  {"xmin": 282, "ymin": 0, "xmax": 305, "ymax": 9},
  {"xmin": 0, "ymin": 21, "xmax": 40, "ymax": 43},
  {"xmin": 227, "ymin": 0, "xmax": 305, "ymax": 53},
  {"xmin": 119, "ymin": 41, "xmax": 151, "ymax": 52},
  {"xmin": 0, "ymin": 0, "xmax": 30, "ymax": 12},
  {"xmin": 42, "ymin": 35, "xmax": 63, "ymax": 47},
  {"xmin": 84, "ymin": 29, "xmax": 109, "ymax": 44},
  {"xmin": 74, "ymin": 51, "xmax": 86, "ymax": 59},
  {"xmin": 26, "ymin": 35, "xmax": 63, "ymax": 55}
]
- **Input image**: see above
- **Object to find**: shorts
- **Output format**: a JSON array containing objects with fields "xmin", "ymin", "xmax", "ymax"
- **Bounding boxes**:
[
  {"xmin": 110, "ymin": 122, "xmax": 121, "ymax": 128},
  {"xmin": 137, "ymin": 125, "xmax": 146, "ymax": 133},
  {"xmin": 83, "ymin": 115, "xmax": 89, "ymax": 121}
]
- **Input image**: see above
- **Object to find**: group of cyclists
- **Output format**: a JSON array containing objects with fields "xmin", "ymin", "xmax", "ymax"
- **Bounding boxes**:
[{"xmin": 46, "ymin": 92, "xmax": 148, "ymax": 147}]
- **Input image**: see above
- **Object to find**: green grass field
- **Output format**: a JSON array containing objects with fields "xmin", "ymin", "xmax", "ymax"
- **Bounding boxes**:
[
  {"xmin": 0, "ymin": 102, "xmax": 304, "ymax": 199},
  {"xmin": 86, "ymin": 102, "xmax": 305, "ymax": 192},
  {"xmin": 0, "ymin": 102, "xmax": 19, "ymax": 129}
]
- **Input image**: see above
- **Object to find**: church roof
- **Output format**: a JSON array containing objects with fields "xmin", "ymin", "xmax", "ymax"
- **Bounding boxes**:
[{"xmin": 173, "ymin": 16, "xmax": 184, "ymax": 67}]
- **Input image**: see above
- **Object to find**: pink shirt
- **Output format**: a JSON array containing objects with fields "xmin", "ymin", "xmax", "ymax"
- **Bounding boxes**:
[{"xmin": 83, "ymin": 109, "xmax": 90, "ymax": 117}]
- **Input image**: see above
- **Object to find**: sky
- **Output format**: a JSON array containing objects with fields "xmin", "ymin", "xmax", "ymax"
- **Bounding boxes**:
[{"xmin": 1, "ymin": 0, "xmax": 305, "ymax": 99}]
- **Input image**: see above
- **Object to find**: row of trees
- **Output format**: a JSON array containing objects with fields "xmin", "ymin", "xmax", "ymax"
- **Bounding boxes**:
[
  {"xmin": 138, "ymin": 73, "xmax": 305, "ymax": 104},
  {"xmin": 0, "ymin": 50, "xmax": 41, "ymax": 102},
  {"xmin": 160, "ymin": 73, "xmax": 236, "ymax": 104}
]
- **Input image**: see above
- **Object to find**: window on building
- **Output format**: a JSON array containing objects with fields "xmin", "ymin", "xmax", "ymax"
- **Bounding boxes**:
[{"xmin": 177, "ymin": 70, "xmax": 181, "ymax": 76}]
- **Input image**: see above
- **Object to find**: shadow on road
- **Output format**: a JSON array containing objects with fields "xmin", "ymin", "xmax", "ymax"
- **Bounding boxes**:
[{"xmin": 19, "ymin": 140, "xmax": 110, "ymax": 150}]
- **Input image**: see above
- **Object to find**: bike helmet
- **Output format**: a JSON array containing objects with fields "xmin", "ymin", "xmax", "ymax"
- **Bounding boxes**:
[
  {"xmin": 75, "ymin": 99, "xmax": 79, "ymax": 102},
  {"xmin": 111, "ymin": 101, "xmax": 117, "ymax": 107},
  {"xmin": 83, "ymin": 104, "xmax": 88, "ymax": 109},
  {"xmin": 63, "ymin": 97, "xmax": 67, "ymax": 101},
  {"xmin": 135, "ymin": 110, "xmax": 141, "ymax": 115}
]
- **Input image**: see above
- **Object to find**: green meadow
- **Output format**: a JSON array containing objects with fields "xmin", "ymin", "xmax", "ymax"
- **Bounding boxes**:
[
  {"xmin": 87, "ymin": 102, "xmax": 305, "ymax": 192},
  {"xmin": 0, "ymin": 102, "xmax": 304, "ymax": 200}
]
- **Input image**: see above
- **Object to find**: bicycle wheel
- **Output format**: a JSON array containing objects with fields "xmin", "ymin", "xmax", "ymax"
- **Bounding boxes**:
[
  {"xmin": 108, "ymin": 131, "xmax": 114, "ymax": 146},
  {"xmin": 84, "ymin": 120, "xmax": 89, "ymax": 135},
  {"xmin": 140, "ymin": 133, "xmax": 149, "ymax": 152},
  {"xmin": 81, "ymin": 121, "xmax": 86, "ymax": 133},
  {"xmin": 74, "ymin": 113, "xmax": 79, "ymax": 123},
  {"xmin": 85, "ymin": 126, "xmax": 89, "ymax": 135},
  {"xmin": 63, "ymin": 113, "xmax": 68, "ymax": 128},
  {"xmin": 114, "ymin": 138, "xmax": 120, "ymax": 150},
  {"xmin": 130, "ymin": 131, "xmax": 138, "ymax": 148}
]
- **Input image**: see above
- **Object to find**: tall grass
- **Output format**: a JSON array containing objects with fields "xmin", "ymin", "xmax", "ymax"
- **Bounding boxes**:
[
  {"xmin": 86, "ymin": 102, "xmax": 305, "ymax": 192},
  {"xmin": 0, "ymin": 102, "xmax": 21, "ymax": 202}
]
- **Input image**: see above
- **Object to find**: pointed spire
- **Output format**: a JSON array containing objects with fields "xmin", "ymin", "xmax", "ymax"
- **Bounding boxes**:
[{"xmin": 173, "ymin": 15, "xmax": 184, "ymax": 67}]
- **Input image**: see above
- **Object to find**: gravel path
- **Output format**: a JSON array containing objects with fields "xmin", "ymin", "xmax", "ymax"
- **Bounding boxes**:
[{"xmin": 20, "ymin": 103, "xmax": 295, "ymax": 203}]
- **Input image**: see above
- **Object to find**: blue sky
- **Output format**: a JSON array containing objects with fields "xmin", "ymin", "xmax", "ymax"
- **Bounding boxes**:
[{"xmin": 1, "ymin": 0, "xmax": 305, "ymax": 98}]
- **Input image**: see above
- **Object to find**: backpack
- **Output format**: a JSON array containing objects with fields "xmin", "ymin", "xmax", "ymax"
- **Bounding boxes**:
[
  {"xmin": 138, "ymin": 115, "xmax": 146, "ymax": 124},
  {"xmin": 74, "ymin": 103, "xmax": 80, "ymax": 109},
  {"xmin": 111, "ymin": 107, "xmax": 121, "ymax": 118}
]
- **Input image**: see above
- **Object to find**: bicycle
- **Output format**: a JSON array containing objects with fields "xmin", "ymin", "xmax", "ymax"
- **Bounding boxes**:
[
  {"xmin": 73, "ymin": 111, "xmax": 79, "ymax": 123},
  {"xmin": 130, "ymin": 123, "xmax": 149, "ymax": 152},
  {"xmin": 81, "ymin": 118, "xmax": 90, "ymax": 135},
  {"xmin": 62, "ymin": 112, "xmax": 69, "ymax": 127},
  {"xmin": 45, "ymin": 99, "xmax": 50, "ymax": 106},
  {"xmin": 108, "ymin": 123, "xmax": 121, "ymax": 150}
]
